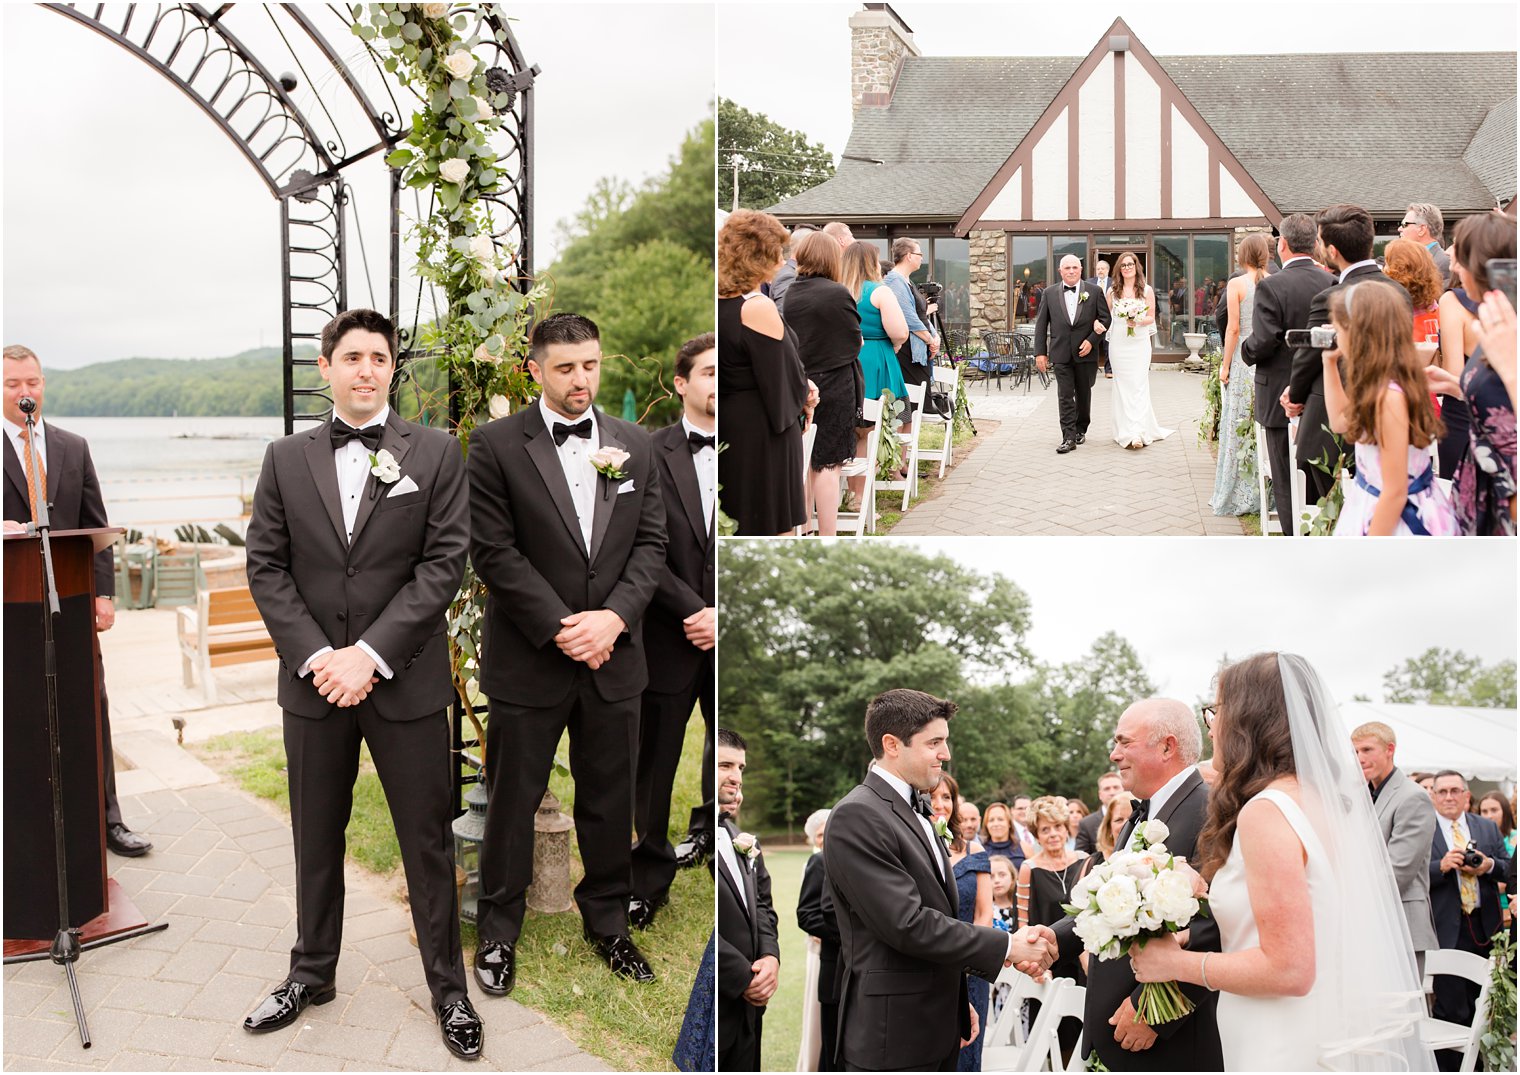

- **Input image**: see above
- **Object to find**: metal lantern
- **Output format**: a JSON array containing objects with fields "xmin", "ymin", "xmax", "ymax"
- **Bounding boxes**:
[
  {"xmin": 526, "ymin": 789, "xmax": 575, "ymax": 914},
  {"xmin": 452, "ymin": 782, "xmax": 489, "ymax": 921}
]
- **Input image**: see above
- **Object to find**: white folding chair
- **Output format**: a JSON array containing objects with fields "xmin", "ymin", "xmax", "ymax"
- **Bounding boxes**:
[
  {"xmin": 877, "ymin": 381, "xmax": 925, "ymax": 510},
  {"xmin": 923, "ymin": 362, "xmax": 959, "ymax": 480},
  {"xmin": 1007, "ymin": 979, "xmax": 1086, "ymax": 1072},
  {"xmin": 1253, "ymin": 421, "xmax": 1283, "ymax": 536},
  {"xmin": 982, "ymin": 969, "xmax": 1055, "ymax": 1069},
  {"xmin": 1287, "ymin": 419, "xmax": 1322, "ymax": 536},
  {"xmin": 837, "ymin": 395, "xmax": 883, "ymax": 536},
  {"xmin": 794, "ymin": 420, "xmax": 819, "ymax": 536},
  {"xmin": 1420, "ymin": 948, "xmax": 1494, "ymax": 1072}
]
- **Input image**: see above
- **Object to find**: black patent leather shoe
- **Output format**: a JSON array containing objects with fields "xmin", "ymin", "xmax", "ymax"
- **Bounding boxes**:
[
  {"xmin": 585, "ymin": 931, "xmax": 656, "ymax": 983},
  {"xmin": 473, "ymin": 939, "xmax": 516, "ymax": 996},
  {"xmin": 1075, "ymin": 432, "xmax": 1086, "ymax": 444},
  {"xmin": 673, "ymin": 830, "xmax": 712, "ymax": 869},
  {"xmin": 1056, "ymin": 439, "xmax": 1077, "ymax": 454},
  {"xmin": 107, "ymin": 823, "xmax": 152, "ymax": 857},
  {"xmin": 242, "ymin": 978, "xmax": 335, "ymax": 1033},
  {"xmin": 436, "ymin": 997, "xmax": 483, "ymax": 1061},
  {"xmin": 628, "ymin": 896, "xmax": 667, "ymax": 931}
]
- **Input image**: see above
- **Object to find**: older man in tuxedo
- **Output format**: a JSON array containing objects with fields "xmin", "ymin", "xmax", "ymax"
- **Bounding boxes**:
[
  {"xmin": 1352, "ymin": 722, "xmax": 1438, "ymax": 973},
  {"xmin": 468, "ymin": 312, "xmax": 666, "ymax": 994},
  {"xmin": 1285, "ymin": 204, "xmax": 1411, "ymax": 505},
  {"xmin": 1428, "ymin": 770, "xmax": 1507, "ymax": 1070},
  {"xmin": 242, "ymin": 308, "xmax": 480, "ymax": 1059},
  {"xmin": 1035, "ymin": 255, "xmax": 1111, "ymax": 453},
  {"xmin": 826, "ymin": 689, "xmax": 1058, "ymax": 1071},
  {"xmin": 1042, "ymin": 698, "xmax": 1221, "ymax": 1071},
  {"xmin": 629, "ymin": 333, "xmax": 716, "ymax": 930},
  {"xmin": 1240, "ymin": 214, "xmax": 1335, "ymax": 534},
  {"xmin": 3, "ymin": 344, "xmax": 152, "ymax": 858}
]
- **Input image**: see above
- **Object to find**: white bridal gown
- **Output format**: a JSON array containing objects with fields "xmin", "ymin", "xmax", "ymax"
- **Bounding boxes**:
[{"xmin": 1107, "ymin": 304, "xmax": 1173, "ymax": 447}]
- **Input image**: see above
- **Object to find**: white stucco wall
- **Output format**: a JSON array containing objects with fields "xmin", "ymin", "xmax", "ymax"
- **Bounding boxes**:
[
  {"xmin": 1170, "ymin": 104, "xmax": 1209, "ymax": 217},
  {"xmin": 1032, "ymin": 109, "xmax": 1068, "ymax": 219},
  {"xmin": 1078, "ymin": 52, "xmax": 1115, "ymax": 219},
  {"xmin": 1124, "ymin": 55, "xmax": 1162, "ymax": 219},
  {"xmin": 986, "ymin": 166, "xmax": 1023, "ymax": 219},
  {"xmin": 1220, "ymin": 168, "xmax": 1262, "ymax": 217}
]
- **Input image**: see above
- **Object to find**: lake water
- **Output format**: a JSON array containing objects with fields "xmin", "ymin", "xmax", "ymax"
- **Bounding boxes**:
[{"xmin": 56, "ymin": 416, "xmax": 293, "ymax": 537}]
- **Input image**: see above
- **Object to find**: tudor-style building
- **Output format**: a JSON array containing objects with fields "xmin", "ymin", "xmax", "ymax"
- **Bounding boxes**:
[{"xmin": 770, "ymin": 5, "xmax": 1517, "ymax": 354}]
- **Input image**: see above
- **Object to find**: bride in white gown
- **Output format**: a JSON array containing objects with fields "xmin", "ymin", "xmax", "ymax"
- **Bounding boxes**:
[
  {"xmin": 1106, "ymin": 252, "xmax": 1174, "ymax": 449},
  {"xmin": 1132, "ymin": 653, "xmax": 1433, "ymax": 1071}
]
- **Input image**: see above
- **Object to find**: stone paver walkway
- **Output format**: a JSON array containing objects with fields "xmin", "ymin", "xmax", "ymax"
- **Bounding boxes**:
[
  {"xmin": 896, "ymin": 367, "xmax": 1250, "ymax": 536},
  {"xmin": 4, "ymin": 611, "xmax": 609, "ymax": 1073}
]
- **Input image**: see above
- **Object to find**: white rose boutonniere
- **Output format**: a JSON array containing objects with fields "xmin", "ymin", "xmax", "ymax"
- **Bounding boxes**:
[
  {"xmin": 439, "ymin": 157, "xmax": 470, "ymax": 185},
  {"xmin": 1080, "ymin": 290, "xmax": 1090, "ymax": 303},
  {"xmin": 443, "ymin": 50, "xmax": 477, "ymax": 80},
  {"xmin": 368, "ymin": 449, "xmax": 401, "ymax": 499},
  {"xmin": 731, "ymin": 832, "xmax": 761, "ymax": 864},
  {"xmin": 1133, "ymin": 818, "xmax": 1170, "ymax": 851},
  {"xmin": 588, "ymin": 446, "xmax": 630, "ymax": 498},
  {"xmin": 932, "ymin": 815, "xmax": 955, "ymax": 850}
]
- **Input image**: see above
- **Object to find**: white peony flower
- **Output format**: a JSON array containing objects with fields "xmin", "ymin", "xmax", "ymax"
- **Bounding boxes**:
[
  {"xmin": 471, "ymin": 95, "xmax": 495, "ymax": 120},
  {"xmin": 1095, "ymin": 874, "xmax": 1143, "ymax": 931},
  {"xmin": 438, "ymin": 157, "xmax": 470, "ymax": 184},
  {"xmin": 443, "ymin": 50, "xmax": 477, "ymax": 80},
  {"xmin": 421, "ymin": 2, "xmax": 449, "ymax": 18},
  {"xmin": 488, "ymin": 394, "xmax": 511, "ymax": 419},
  {"xmin": 1140, "ymin": 819, "xmax": 1170, "ymax": 846},
  {"xmin": 1134, "ymin": 905, "xmax": 1163, "ymax": 933},
  {"xmin": 1146, "ymin": 868, "xmax": 1201, "ymax": 924},
  {"xmin": 368, "ymin": 448, "xmax": 401, "ymax": 484},
  {"xmin": 1073, "ymin": 911, "xmax": 1116, "ymax": 955},
  {"xmin": 468, "ymin": 233, "xmax": 496, "ymax": 263}
]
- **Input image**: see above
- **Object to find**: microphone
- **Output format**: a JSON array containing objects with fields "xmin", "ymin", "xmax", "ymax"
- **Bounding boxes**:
[{"xmin": 19, "ymin": 396, "xmax": 37, "ymax": 415}]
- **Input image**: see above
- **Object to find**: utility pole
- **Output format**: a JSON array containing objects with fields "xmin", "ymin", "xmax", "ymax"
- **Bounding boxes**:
[{"xmin": 731, "ymin": 152, "xmax": 740, "ymax": 213}]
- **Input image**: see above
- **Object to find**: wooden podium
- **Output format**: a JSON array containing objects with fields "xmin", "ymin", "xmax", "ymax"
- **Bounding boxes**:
[{"xmin": 3, "ymin": 527, "xmax": 161, "ymax": 958}]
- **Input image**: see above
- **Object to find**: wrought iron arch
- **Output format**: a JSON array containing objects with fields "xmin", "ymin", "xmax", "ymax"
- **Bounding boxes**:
[{"xmin": 47, "ymin": 3, "xmax": 536, "ymax": 433}]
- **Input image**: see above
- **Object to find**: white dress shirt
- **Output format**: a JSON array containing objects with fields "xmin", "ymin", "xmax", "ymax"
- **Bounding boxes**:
[
  {"xmin": 300, "ymin": 406, "xmax": 393, "ymax": 681},
  {"xmin": 540, "ymin": 397, "xmax": 599, "ymax": 554},
  {"xmin": 4, "ymin": 415, "xmax": 48, "ymax": 478},
  {"xmin": 716, "ymin": 823, "xmax": 748, "ymax": 911},
  {"xmin": 681, "ymin": 415, "xmax": 716, "ymax": 533},
  {"xmin": 871, "ymin": 764, "xmax": 944, "ymax": 880},
  {"xmin": 1063, "ymin": 284, "xmax": 1079, "ymax": 321}
]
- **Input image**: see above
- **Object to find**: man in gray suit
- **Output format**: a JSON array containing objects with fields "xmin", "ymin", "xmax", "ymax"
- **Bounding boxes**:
[{"xmin": 1352, "ymin": 721, "xmax": 1438, "ymax": 973}]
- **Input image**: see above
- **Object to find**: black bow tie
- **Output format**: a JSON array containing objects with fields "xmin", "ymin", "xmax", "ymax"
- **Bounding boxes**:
[
  {"xmin": 1064, "ymin": 285, "xmax": 1078, "ymax": 293},
  {"xmin": 688, "ymin": 431, "xmax": 715, "ymax": 453},
  {"xmin": 913, "ymin": 791, "xmax": 935, "ymax": 820},
  {"xmin": 331, "ymin": 418, "xmax": 382, "ymax": 452},
  {"xmin": 552, "ymin": 418, "xmax": 593, "ymax": 446},
  {"xmin": 1131, "ymin": 798, "xmax": 1151, "ymax": 826}
]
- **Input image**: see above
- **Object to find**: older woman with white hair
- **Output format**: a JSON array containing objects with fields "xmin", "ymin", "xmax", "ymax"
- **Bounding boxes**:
[{"xmin": 795, "ymin": 808, "xmax": 837, "ymax": 1070}]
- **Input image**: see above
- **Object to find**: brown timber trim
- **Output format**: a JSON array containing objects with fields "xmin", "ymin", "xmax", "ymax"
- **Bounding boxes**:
[
  {"xmin": 978, "ymin": 216, "xmax": 1269, "ymax": 233},
  {"xmin": 1068, "ymin": 91, "xmax": 1080, "ymax": 219},
  {"xmin": 1160, "ymin": 97, "xmax": 1171, "ymax": 219},
  {"xmin": 1022, "ymin": 162, "xmax": 1033, "ymax": 221},
  {"xmin": 1208, "ymin": 147, "xmax": 1220, "ymax": 217},
  {"xmin": 1114, "ymin": 49, "xmax": 1125, "ymax": 219}
]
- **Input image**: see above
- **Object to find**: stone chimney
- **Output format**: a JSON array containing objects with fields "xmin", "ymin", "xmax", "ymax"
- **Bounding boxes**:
[{"xmin": 850, "ymin": 4, "xmax": 918, "ymax": 115}]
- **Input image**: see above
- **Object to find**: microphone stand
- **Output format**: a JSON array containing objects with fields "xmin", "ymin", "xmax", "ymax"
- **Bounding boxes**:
[{"xmin": 21, "ymin": 402, "xmax": 91, "ymax": 1048}]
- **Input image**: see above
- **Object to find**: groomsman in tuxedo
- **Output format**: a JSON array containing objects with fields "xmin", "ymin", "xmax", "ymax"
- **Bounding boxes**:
[
  {"xmin": 1351, "ymin": 722, "xmax": 1438, "ymax": 973},
  {"xmin": 1240, "ymin": 214, "xmax": 1334, "ymax": 535},
  {"xmin": 242, "ymin": 309, "xmax": 480, "ymax": 1059},
  {"xmin": 3, "ymin": 345, "xmax": 152, "ymax": 858},
  {"xmin": 1045, "ymin": 699, "xmax": 1221, "ymax": 1071},
  {"xmin": 1428, "ymin": 771, "xmax": 1506, "ymax": 1070},
  {"xmin": 825, "ymin": 689, "xmax": 1058, "ymax": 1071},
  {"xmin": 1284, "ymin": 204, "xmax": 1411, "ymax": 505},
  {"xmin": 468, "ymin": 313, "xmax": 666, "ymax": 993},
  {"xmin": 1075, "ymin": 771, "xmax": 1124, "ymax": 855},
  {"xmin": 717, "ymin": 728, "xmax": 780, "ymax": 1071},
  {"xmin": 1035, "ymin": 255, "xmax": 1111, "ymax": 453},
  {"xmin": 629, "ymin": 333, "xmax": 716, "ymax": 930}
]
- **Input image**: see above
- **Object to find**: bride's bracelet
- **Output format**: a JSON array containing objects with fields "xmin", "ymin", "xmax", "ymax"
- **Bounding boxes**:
[{"xmin": 1200, "ymin": 952, "xmax": 1217, "ymax": 992}]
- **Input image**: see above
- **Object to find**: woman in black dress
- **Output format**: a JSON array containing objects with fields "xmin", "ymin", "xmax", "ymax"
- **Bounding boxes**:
[
  {"xmin": 718, "ymin": 210, "xmax": 813, "ymax": 535},
  {"xmin": 781, "ymin": 231, "xmax": 862, "ymax": 536},
  {"xmin": 1018, "ymin": 796, "xmax": 1087, "ymax": 1055}
]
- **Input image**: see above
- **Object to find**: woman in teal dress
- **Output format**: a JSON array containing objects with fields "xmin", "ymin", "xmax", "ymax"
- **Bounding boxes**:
[{"xmin": 841, "ymin": 242, "xmax": 908, "ymax": 402}]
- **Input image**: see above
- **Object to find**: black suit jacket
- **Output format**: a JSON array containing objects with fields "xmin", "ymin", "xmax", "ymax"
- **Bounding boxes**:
[
  {"xmin": 1240, "ymin": 257, "xmax": 1336, "ymax": 429},
  {"xmin": 642, "ymin": 422, "xmax": 713, "ymax": 695},
  {"xmin": 467, "ymin": 405, "xmax": 666, "ymax": 705},
  {"xmin": 4, "ymin": 421, "xmax": 115, "ymax": 596},
  {"xmin": 1054, "ymin": 769, "xmax": 1222, "ymax": 1071},
  {"xmin": 798, "ymin": 851, "xmax": 843, "ymax": 1005},
  {"xmin": 718, "ymin": 823, "xmax": 780, "ymax": 1065},
  {"xmin": 1074, "ymin": 809, "xmax": 1103, "ymax": 856},
  {"xmin": 1034, "ymin": 283, "xmax": 1111, "ymax": 365},
  {"xmin": 244, "ymin": 411, "xmax": 469, "ymax": 720},
  {"xmin": 1428, "ymin": 811, "xmax": 1506, "ymax": 947},
  {"xmin": 825, "ymin": 771, "xmax": 1009, "ymax": 1070}
]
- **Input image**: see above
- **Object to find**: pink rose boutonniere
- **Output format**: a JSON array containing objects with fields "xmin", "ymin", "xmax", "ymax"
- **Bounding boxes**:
[{"xmin": 589, "ymin": 446, "xmax": 630, "ymax": 498}]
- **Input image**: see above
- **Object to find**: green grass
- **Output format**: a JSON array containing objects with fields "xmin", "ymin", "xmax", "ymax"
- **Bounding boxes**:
[
  {"xmin": 756, "ymin": 846, "xmax": 810, "ymax": 1072},
  {"xmin": 873, "ymin": 418, "xmax": 986, "ymax": 534},
  {"xmin": 194, "ymin": 714, "xmax": 712, "ymax": 1071}
]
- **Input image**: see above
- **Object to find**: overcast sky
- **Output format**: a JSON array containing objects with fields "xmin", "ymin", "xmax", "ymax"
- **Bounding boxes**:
[
  {"xmin": 788, "ymin": 537, "xmax": 1516, "ymax": 706},
  {"xmin": 2, "ymin": 3, "xmax": 712, "ymax": 367},
  {"xmin": 718, "ymin": 1, "xmax": 1518, "ymax": 160}
]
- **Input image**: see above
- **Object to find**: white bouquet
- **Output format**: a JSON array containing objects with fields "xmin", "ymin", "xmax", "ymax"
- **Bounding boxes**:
[
  {"xmin": 1112, "ymin": 297, "xmax": 1148, "ymax": 337},
  {"xmin": 1061, "ymin": 818, "xmax": 1206, "ymax": 1025}
]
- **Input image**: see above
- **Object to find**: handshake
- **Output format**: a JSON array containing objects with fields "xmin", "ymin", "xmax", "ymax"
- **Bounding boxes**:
[{"xmin": 1003, "ymin": 924, "xmax": 1059, "ymax": 977}]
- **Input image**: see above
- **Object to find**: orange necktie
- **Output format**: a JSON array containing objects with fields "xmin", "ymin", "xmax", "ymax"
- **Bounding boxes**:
[{"xmin": 20, "ymin": 427, "xmax": 45, "ymax": 522}]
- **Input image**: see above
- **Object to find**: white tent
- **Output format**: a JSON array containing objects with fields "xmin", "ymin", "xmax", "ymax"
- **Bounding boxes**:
[{"xmin": 1342, "ymin": 702, "xmax": 1516, "ymax": 787}]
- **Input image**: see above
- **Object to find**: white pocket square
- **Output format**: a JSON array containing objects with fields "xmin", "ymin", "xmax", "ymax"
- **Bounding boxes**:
[
  {"xmin": 617, "ymin": 479, "xmax": 636, "ymax": 494},
  {"xmin": 386, "ymin": 475, "xmax": 420, "ymax": 497}
]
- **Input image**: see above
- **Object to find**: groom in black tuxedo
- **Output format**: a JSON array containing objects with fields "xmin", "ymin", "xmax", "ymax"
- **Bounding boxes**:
[
  {"xmin": 1035, "ymin": 254, "xmax": 1112, "ymax": 453},
  {"xmin": 468, "ymin": 312, "xmax": 666, "ymax": 993},
  {"xmin": 825, "ymin": 689, "xmax": 1057, "ymax": 1071},
  {"xmin": 1240, "ymin": 214, "xmax": 1334, "ymax": 535},
  {"xmin": 1044, "ymin": 698, "xmax": 1221, "ymax": 1071},
  {"xmin": 243, "ymin": 308, "xmax": 481, "ymax": 1059}
]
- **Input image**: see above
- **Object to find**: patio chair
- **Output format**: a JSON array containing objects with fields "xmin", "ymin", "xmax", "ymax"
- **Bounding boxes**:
[
  {"xmin": 976, "ymin": 331, "xmax": 1017, "ymax": 392},
  {"xmin": 153, "ymin": 549, "xmax": 202, "ymax": 608}
]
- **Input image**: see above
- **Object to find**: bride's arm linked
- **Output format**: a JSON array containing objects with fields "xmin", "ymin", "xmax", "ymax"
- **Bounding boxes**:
[{"xmin": 1132, "ymin": 797, "xmax": 1315, "ymax": 997}]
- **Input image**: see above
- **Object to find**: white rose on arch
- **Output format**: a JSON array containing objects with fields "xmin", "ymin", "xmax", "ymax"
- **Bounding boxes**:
[
  {"xmin": 471, "ymin": 95, "xmax": 495, "ymax": 120},
  {"xmin": 468, "ymin": 233, "xmax": 496, "ymax": 264},
  {"xmin": 488, "ymin": 395, "xmax": 511, "ymax": 419},
  {"xmin": 421, "ymin": 2, "xmax": 449, "ymax": 18},
  {"xmin": 444, "ymin": 50, "xmax": 477, "ymax": 80},
  {"xmin": 438, "ymin": 158, "xmax": 470, "ymax": 185}
]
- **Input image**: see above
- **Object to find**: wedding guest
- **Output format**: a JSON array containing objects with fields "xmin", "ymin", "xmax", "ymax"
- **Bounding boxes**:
[
  {"xmin": 1074, "ymin": 771, "xmax": 1124, "ymax": 854},
  {"xmin": 1211, "ymin": 233, "xmax": 1271, "ymax": 516},
  {"xmin": 1017, "ymin": 796, "xmax": 1086, "ymax": 1054},
  {"xmin": 769, "ymin": 226, "xmax": 813, "ymax": 312},
  {"xmin": 1434, "ymin": 246, "xmax": 1481, "ymax": 478},
  {"xmin": 1010, "ymin": 796, "xmax": 1038, "ymax": 857},
  {"xmin": 672, "ymin": 934, "xmax": 716, "ymax": 1072},
  {"xmin": 1064, "ymin": 799, "xmax": 1089, "ymax": 851},
  {"xmin": 1322, "ymin": 282, "xmax": 1457, "ymax": 535},
  {"xmin": 1478, "ymin": 791, "xmax": 1516, "ymax": 927},
  {"xmin": 784, "ymin": 230, "xmax": 863, "ymax": 537},
  {"xmin": 1399, "ymin": 203, "xmax": 1451, "ymax": 286},
  {"xmin": 1412, "ymin": 772, "xmax": 1437, "ymax": 798},
  {"xmin": 1382, "ymin": 239, "xmax": 1444, "ymax": 344},
  {"xmin": 884, "ymin": 238, "xmax": 939, "ymax": 429},
  {"xmin": 959, "ymin": 800, "xmax": 982, "ymax": 845},
  {"xmin": 987, "ymin": 854, "xmax": 1018, "ymax": 1025},
  {"xmin": 795, "ymin": 807, "xmax": 835, "ymax": 1072},
  {"xmin": 839, "ymin": 241, "xmax": 908, "ymax": 507},
  {"xmin": 1471, "ymin": 288, "xmax": 1517, "ymax": 412},
  {"xmin": 929, "ymin": 772, "xmax": 992, "ymax": 1074},
  {"xmin": 983, "ymin": 801, "xmax": 1026, "ymax": 876},
  {"xmin": 822, "ymin": 221, "xmax": 854, "ymax": 249},
  {"xmin": 718, "ymin": 209, "xmax": 814, "ymax": 535}
]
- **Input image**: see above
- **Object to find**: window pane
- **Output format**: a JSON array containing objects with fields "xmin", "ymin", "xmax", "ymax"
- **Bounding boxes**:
[
  {"xmin": 1153, "ymin": 236, "xmax": 1188, "ymax": 349},
  {"xmin": 1194, "ymin": 235, "xmax": 1232, "ymax": 346},
  {"xmin": 1009, "ymin": 236, "xmax": 1047, "ymax": 326},
  {"xmin": 932, "ymin": 237, "xmax": 970, "ymax": 330},
  {"xmin": 1053, "ymin": 236, "xmax": 1089, "ymax": 279}
]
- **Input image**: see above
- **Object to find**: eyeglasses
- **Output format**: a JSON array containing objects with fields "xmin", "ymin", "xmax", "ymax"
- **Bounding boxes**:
[
  {"xmin": 1398, "ymin": 220, "xmax": 1420, "ymax": 229},
  {"xmin": 1201, "ymin": 702, "xmax": 1219, "ymax": 727}
]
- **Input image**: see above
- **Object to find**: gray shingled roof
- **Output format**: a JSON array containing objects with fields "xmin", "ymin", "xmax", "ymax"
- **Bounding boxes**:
[{"xmin": 770, "ymin": 50, "xmax": 1516, "ymax": 220}]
